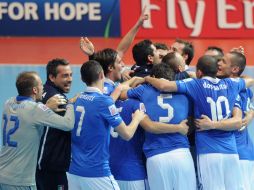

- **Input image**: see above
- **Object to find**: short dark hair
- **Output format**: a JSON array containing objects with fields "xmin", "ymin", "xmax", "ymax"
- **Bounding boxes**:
[
  {"xmin": 154, "ymin": 43, "xmax": 168, "ymax": 50},
  {"xmin": 162, "ymin": 52, "xmax": 182, "ymax": 72},
  {"xmin": 229, "ymin": 52, "xmax": 246, "ymax": 76},
  {"xmin": 196, "ymin": 55, "xmax": 218, "ymax": 78},
  {"xmin": 151, "ymin": 63, "xmax": 175, "ymax": 81},
  {"xmin": 80, "ymin": 60, "xmax": 103, "ymax": 86},
  {"xmin": 132, "ymin": 39, "xmax": 154, "ymax": 66},
  {"xmin": 16, "ymin": 71, "xmax": 38, "ymax": 96},
  {"xmin": 92, "ymin": 48, "xmax": 117, "ymax": 76},
  {"xmin": 206, "ymin": 46, "xmax": 224, "ymax": 57},
  {"xmin": 46, "ymin": 58, "xmax": 69, "ymax": 80},
  {"xmin": 175, "ymin": 39, "xmax": 194, "ymax": 66}
]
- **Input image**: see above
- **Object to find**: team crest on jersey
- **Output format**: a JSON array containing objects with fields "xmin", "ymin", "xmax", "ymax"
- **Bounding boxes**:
[
  {"xmin": 38, "ymin": 103, "xmax": 49, "ymax": 111},
  {"xmin": 108, "ymin": 104, "xmax": 118, "ymax": 116},
  {"xmin": 139, "ymin": 103, "xmax": 146, "ymax": 112}
]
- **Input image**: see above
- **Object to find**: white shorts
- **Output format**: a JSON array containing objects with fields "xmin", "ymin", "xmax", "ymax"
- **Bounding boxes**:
[
  {"xmin": 117, "ymin": 179, "xmax": 149, "ymax": 190},
  {"xmin": 67, "ymin": 173, "xmax": 120, "ymax": 190},
  {"xmin": 146, "ymin": 148, "xmax": 196, "ymax": 190},
  {"xmin": 239, "ymin": 160, "xmax": 254, "ymax": 190},
  {"xmin": 197, "ymin": 153, "xmax": 244, "ymax": 190}
]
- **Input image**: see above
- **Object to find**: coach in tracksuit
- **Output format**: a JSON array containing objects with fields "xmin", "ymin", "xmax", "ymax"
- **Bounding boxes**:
[{"xmin": 36, "ymin": 58, "xmax": 72, "ymax": 190}]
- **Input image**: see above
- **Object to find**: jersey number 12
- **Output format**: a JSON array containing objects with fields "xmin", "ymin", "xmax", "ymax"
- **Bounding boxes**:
[{"xmin": 2, "ymin": 114, "xmax": 19, "ymax": 147}]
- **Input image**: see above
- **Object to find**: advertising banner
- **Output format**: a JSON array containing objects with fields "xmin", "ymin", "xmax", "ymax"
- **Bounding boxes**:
[
  {"xmin": 0, "ymin": 0, "xmax": 120, "ymax": 36},
  {"xmin": 121, "ymin": 0, "xmax": 254, "ymax": 38}
]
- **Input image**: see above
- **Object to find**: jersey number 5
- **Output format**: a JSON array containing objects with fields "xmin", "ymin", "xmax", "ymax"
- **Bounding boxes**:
[
  {"xmin": 2, "ymin": 114, "xmax": 19, "ymax": 147},
  {"xmin": 157, "ymin": 94, "xmax": 174, "ymax": 123}
]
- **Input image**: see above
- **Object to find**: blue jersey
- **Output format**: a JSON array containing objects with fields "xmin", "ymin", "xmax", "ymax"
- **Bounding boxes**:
[
  {"xmin": 127, "ymin": 84, "xmax": 190, "ymax": 158},
  {"xmin": 103, "ymin": 78, "xmax": 116, "ymax": 96},
  {"xmin": 235, "ymin": 88, "xmax": 254, "ymax": 160},
  {"xmin": 109, "ymin": 99, "xmax": 146, "ymax": 180},
  {"xmin": 176, "ymin": 77, "xmax": 246, "ymax": 154},
  {"xmin": 69, "ymin": 87, "xmax": 123, "ymax": 177}
]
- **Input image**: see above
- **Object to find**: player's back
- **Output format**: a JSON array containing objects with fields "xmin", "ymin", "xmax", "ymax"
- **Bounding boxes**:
[
  {"xmin": 127, "ymin": 84, "xmax": 190, "ymax": 158},
  {"xmin": 69, "ymin": 88, "xmax": 122, "ymax": 178},
  {"xmin": 0, "ymin": 97, "xmax": 44, "ymax": 186},
  {"xmin": 109, "ymin": 99, "xmax": 146, "ymax": 180},
  {"xmin": 176, "ymin": 77, "xmax": 245, "ymax": 154}
]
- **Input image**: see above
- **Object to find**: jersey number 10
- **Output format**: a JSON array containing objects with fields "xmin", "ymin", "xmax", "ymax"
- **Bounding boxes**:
[{"xmin": 207, "ymin": 96, "xmax": 230, "ymax": 121}]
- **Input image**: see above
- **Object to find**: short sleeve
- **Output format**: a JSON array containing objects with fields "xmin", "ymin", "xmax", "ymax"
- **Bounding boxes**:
[
  {"xmin": 100, "ymin": 97, "xmax": 123, "ymax": 128},
  {"xmin": 226, "ymin": 78, "xmax": 246, "ymax": 93},
  {"xmin": 127, "ymin": 84, "xmax": 145, "ymax": 100},
  {"xmin": 176, "ymin": 78, "xmax": 194, "ymax": 94}
]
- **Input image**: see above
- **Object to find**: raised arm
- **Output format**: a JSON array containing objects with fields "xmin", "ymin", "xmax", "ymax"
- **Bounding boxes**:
[
  {"xmin": 116, "ymin": 7, "xmax": 148, "ymax": 58},
  {"xmin": 145, "ymin": 76, "xmax": 178, "ymax": 92},
  {"xmin": 140, "ymin": 116, "xmax": 189, "ymax": 135},
  {"xmin": 195, "ymin": 107, "xmax": 242, "ymax": 131}
]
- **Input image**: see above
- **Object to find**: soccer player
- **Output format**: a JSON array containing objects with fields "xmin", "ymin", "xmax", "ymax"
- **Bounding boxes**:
[
  {"xmin": 170, "ymin": 39, "xmax": 194, "ymax": 70},
  {"xmin": 144, "ymin": 55, "xmax": 254, "ymax": 190},
  {"xmin": 0, "ymin": 71, "xmax": 74, "ymax": 189},
  {"xmin": 216, "ymin": 51, "xmax": 254, "ymax": 190},
  {"xmin": 123, "ymin": 63, "xmax": 196, "ymax": 190},
  {"xmin": 131, "ymin": 39, "xmax": 161, "ymax": 77},
  {"xmin": 93, "ymin": 47, "xmax": 189, "ymax": 190},
  {"xmin": 36, "ymin": 58, "xmax": 73, "ymax": 190},
  {"xmin": 162, "ymin": 52, "xmax": 196, "ymax": 80},
  {"xmin": 110, "ymin": 97, "xmax": 189, "ymax": 190},
  {"xmin": 67, "ymin": 60, "xmax": 145, "ymax": 190}
]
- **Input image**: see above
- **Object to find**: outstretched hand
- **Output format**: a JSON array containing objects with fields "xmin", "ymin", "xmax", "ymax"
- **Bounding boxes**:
[
  {"xmin": 137, "ymin": 6, "xmax": 149, "ymax": 26},
  {"xmin": 80, "ymin": 37, "xmax": 95, "ymax": 56}
]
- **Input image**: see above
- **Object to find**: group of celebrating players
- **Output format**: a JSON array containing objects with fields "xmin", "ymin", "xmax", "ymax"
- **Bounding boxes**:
[{"xmin": 1, "ymin": 7, "xmax": 254, "ymax": 190}]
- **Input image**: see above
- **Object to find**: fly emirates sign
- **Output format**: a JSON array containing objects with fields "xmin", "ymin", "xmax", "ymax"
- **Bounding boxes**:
[{"xmin": 121, "ymin": 0, "xmax": 254, "ymax": 38}]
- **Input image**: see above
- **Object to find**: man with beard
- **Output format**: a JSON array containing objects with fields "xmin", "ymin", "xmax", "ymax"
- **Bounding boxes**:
[{"xmin": 36, "ymin": 58, "xmax": 73, "ymax": 190}]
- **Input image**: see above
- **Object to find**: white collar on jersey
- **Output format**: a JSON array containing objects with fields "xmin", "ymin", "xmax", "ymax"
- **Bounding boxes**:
[
  {"xmin": 105, "ymin": 77, "xmax": 115, "ymax": 85},
  {"xmin": 85, "ymin": 87, "xmax": 103, "ymax": 94},
  {"xmin": 202, "ymin": 76, "xmax": 220, "ymax": 84}
]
